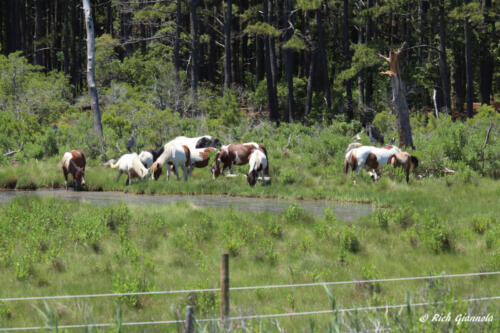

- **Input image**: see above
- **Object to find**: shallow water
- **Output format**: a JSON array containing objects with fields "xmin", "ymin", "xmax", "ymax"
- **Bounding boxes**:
[{"xmin": 0, "ymin": 190, "xmax": 374, "ymax": 221}]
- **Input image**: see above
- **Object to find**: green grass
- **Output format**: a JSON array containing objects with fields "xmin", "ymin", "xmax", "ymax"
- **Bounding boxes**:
[{"xmin": 0, "ymin": 194, "xmax": 498, "ymax": 331}]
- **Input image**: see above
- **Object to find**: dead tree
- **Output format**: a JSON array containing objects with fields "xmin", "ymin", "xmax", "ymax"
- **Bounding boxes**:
[
  {"xmin": 378, "ymin": 44, "xmax": 414, "ymax": 148},
  {"xmin": 82, "ymin": 0, "xmax": 104, "ymax": 151}
]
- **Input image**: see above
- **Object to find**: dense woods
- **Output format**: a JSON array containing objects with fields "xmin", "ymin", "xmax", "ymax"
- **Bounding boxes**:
[{"xmin": 0, "ymin": 0, "xmax": 497, "ymax": 156}]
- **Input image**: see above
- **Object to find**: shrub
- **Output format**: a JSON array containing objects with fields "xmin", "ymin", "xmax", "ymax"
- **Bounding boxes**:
[
  {"xmin": 104, "ymin": 203, "xmax": 131, "ymax": 231},
  {"xmin": 339, "ymin": 225, "xmax": 360, "ymax": 253},
  {"xmin": 283, "ymin": 203, "xmax": 306, "ymax": 223},
  {"xmin": 280, "ymin": 169, "xmax": 299, "ymax": 185},
  {"xmin": 471, "ymin": 215, "xmax": 492, "ymax": 234},
  {"xmin": 375, "ymin": 210, "xmax": 389, "ymax": 229}
]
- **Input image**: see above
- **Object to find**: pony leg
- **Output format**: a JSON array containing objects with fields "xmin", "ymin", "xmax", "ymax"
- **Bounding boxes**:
[
  {"xmin": 167, "ymin": 166, "xmax": 171, "ymax": 181},
  {"xmin": 63, "ymin": 170, "xmax": 68, "ymax": 189},
  {"xmin": 115, "ymin": 171, "xmax": 122, "ymax": 182},
  {"xmin": 182, "ymin": 165, "xmax": 188, "ymax": 181},
  {"xmin": 260, "ymin": 169, "xmax": 265, "ymax": 185},
  {"xmin": 174, "ymin": 165, "xmax": 180, "ymax": 181}
]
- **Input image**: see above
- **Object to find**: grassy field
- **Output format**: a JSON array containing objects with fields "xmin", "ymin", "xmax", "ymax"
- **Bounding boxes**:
[
  {"xmin": 0, "ymin": 183, "xmax": 498, "ymax": 331},
  {"xmin": 0, "ymin": 118, "xmax": 499, "ymax": 331}
]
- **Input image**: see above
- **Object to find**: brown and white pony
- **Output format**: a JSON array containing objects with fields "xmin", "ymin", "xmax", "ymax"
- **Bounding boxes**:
[
  {"xmin": 151, "ymin": 143, "xmax": 191, "ymax": 181},
  {"xmin": 211, "ymin": 142, "xmax": 269, "ymax": 179},
  {"xmin": 388, "ymin": 152, "xmax": 419, "ymax": 183},
  {"xmin": 187, "ymin": 147, "xmax": 216, "ymax": 175},
  {"xmin": 344, "ymin": 145, "xmax": 402, "ymax": 180},
  {"xmin": 110, "ymin": 153, "xmax": 150, "ymax": 185},
  {"xmin": 247, "ymin": 149, "xmax": 268, "ymax": 186},
  {"xmin": 61, "ymin": 150, "xmax": 86, "ymax": 189}
]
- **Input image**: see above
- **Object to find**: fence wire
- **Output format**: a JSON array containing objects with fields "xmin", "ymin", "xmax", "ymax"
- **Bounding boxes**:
[
  {"xmin": 1, "ymin": 295, "xmax": 498, "ymax": 331},
  {"xmin": 1, "ymin": 271, "xmax": 498, "ymax": 302}
]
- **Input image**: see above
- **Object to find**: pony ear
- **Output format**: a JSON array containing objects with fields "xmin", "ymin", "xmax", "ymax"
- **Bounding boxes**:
[{"xmin": 389, "ymin": 155, "xmax": 398, "ymax": 167}]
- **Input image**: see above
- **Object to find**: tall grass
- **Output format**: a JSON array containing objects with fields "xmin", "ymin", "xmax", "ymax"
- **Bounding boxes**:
[{"xmin": 0, "ymin": 196, "xmax": 498, "ymax": 330}]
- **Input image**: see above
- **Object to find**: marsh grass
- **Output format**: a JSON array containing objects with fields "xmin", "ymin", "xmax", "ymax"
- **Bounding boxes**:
[{"xmin": 0, "ymin": 195, "xmax": 498, "ymax": 330}]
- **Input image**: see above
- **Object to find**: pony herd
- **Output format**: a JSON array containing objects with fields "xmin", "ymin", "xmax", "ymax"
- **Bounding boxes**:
[
  {"xmin": 61, "ymin": 135, "xmax": 270, "ymax": 189},
  {"xmin": 61, "ymin": 134, "xmax": 419, "ymax": 190}
]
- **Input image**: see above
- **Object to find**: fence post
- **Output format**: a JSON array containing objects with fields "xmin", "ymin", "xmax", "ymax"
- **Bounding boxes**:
[
  {"xmin": 184, "ymin": 306, "xmax": 194, "ymax": 333},
  {"xmin": 220, "ymin": 253, "xmax": 229, "ymax": 328}
]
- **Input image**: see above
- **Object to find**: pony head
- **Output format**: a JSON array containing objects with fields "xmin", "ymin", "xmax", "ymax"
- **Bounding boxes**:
[
  {"xmin": 247, "ymin": 170, "xmax": 258, "ymax": 186},
  {"xmin": 70, "ymin": 160, "xmax": 85, "ymax": 186},
  {"xmin": 151, "ymin": 162, "xmax": 162, "ymax": 180},
  {"xmin": 196, "ymin": 136, "xmax": 221, "ymax": 149},
  {"xmin": 74, "ymin": 167, "xmax": 85, "ymax": 186}
]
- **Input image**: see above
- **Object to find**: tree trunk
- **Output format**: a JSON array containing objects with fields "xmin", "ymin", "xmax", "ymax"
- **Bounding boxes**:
[
  {"xmin": 267, "ymin": 0, "xmax": 278, "ymax": 90},
  {"xmin": 438, "ymin": 0, "xmax": 451, "ymax": 113},
  {"xmin": 120, "ymin": 0, "xmax": 133, "ymax": 57},
  {"xmin": 305, "ymin": 49, "xmax": 315, "ymax": 117},
  {"xmin": 256, "ymin": 36, "xmax": 265, "ymax": 82},
  {"xmin": 82, "ymin": 0, "xmax": 104, "ymax": 150},
  {"xmin": 365, "ymin": 0, "xmax": 373, "ymax": 108},
  {"xmin": 190, "ymin": 0, "xmax": 200, "ymax": 98},
  {"xmin": 317, "ymin": 6, "xmax": 331, "ymax": 115},
  {"xmin": 263, "ymin": 0, "xmax": 279, "ymax": 124},
  {"xmin": 464, "ymin": 2, "xmax": 473, "ymax": 118},
  {"xmin": 479, "ymin": 0, "xmax": 493, "ymax": 105},
  {"xmin": 343, "ymin": 0, "xmax": 353, "ymax": 120},
  {"xmin": 284, "ymin": 0, "xmax": 295, "ymax": 122},
  {"xmin": 224, "ymin": 0, "xmax": 232, "ymax": 90},
  {"xmin": 34, "ymin": 0, "xmax": 43, "ymax": 66},
  {"xmin": 379, "ymin": 46, "xmax": 414, "ymax": 148},
  {"xmin": 62, "ymin": 0, "xmax": 70, "ymax": 75},
  {"xmin": 174, "ymin": 0, "xmax": 181, "ymax": 84}
]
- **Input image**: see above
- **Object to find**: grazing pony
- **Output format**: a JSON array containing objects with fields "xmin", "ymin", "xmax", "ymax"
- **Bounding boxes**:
[
  {"xmin": 187, "ymin": 147, "xmax": 216, "ymax": 175},
  {"xmin": 110, "ymin": 153, "xmax": 150, "ymax": 185},
  {"xmin": 388, "ymin": 152, "xmax": 419, "ymax": 183},
  {"xmin": 151, "ymin": 143, "xmax": 190, "ymax": 181},
  {"xmin": 211, "ymin": 142, "xmax": 269, "ymax": 179},
  {"xmin": 61, "ymin": 150, "xmax": 86, "ymax": 189},
  {"xmin": 344, "ymin": 145, "xmax": 401, "ymax": 180},
  {"xmin": 247, "ymin": 149, "xmax": 268, "ymax": 186}
]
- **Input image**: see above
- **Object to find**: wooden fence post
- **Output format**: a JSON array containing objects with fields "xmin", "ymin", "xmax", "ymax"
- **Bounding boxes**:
[
  {"xmin": 184, "ymin": 305, "xmax": 194, "ymax": 333},
  {"xmin": 220, "ymin": 253, "xmax": 229, "ymax": 328}
]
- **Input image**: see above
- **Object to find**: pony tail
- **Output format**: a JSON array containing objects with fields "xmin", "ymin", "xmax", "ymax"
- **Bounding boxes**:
[{"xmin": 343, "ymin": 160, "xmax": 349, "ymax": 175}]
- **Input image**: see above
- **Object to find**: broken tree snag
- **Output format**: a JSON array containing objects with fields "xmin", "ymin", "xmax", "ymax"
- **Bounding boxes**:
[{"xmin": 378, "ymin": 43, "xmax": 414, "ymax": 149}]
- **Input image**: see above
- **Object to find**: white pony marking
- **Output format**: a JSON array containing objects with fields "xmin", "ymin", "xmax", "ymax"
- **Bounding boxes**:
[
  {"xmin": 138, "ymin": 150, "xmax": 154, "ymax": 169},
  {"xmin": 247, "ymin": 149, "xmax": 268, "ymax": 186},
  {"xmin": 110, "ymin": 153, "xmax": 150, "ymax": 185},
  {"xmin": 153, "ymin": 143, "xmax": 190, "ymax": 181}
]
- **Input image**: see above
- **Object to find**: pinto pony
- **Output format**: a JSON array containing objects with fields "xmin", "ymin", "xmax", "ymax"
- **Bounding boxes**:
[
  {"xmin": 61, "ymin": 150, "xmax": 86, "ymax": 189},
  {"xmin": 110, "ymin": 153, "xmax": 150, "ymax": 185},
  {"xmin": 344, "ymin": 145, "xmax": 401, "ymax": 180},
  {"xmin": 151, "ymin": 143, "xmax": 190, "ymax": 181},
  {"xmin": 187, "ymin": 147, "xmax": 216, "ymax": 175},
  {"xmin": 388, "ymin": 152, "xmax": 419, "ymax": 183},
  {"xmin": 211, "ymin": 142, "xmax": 269, "ymax": 179},
  {"xmin": 247, "ymin": 149, "xmax": 268, "ymax": 186}
]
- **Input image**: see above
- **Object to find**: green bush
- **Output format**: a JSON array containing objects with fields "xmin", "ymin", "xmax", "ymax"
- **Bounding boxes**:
[
  {"xmin": 339, "ymin": 225, "xmax": 360, "ymax": 253},
  {"xmin": 283, "ymin": 203, "xmax": 306, "ymax": 223}
]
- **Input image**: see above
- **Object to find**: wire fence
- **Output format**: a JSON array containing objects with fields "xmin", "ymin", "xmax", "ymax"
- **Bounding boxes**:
[
  {"xmin": 1, "ymin": 271, "xmax": 498, "ymax": 302},
  {"xmin": 1, "ymin": 295, "xmax": 498, "ymax": 331}
]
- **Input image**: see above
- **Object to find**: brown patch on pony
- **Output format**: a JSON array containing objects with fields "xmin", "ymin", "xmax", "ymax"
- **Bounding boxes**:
[
  {"xmin": 379, "ymin": 145, "xmax": 394, "ymax": 150},
  {"xmin": 365, "ymin": 153, "xmax": 379, "ymax": 169},
  {"xmin": 182, "ymin": 145, "xmax": 191, "ymax": 167},
  {"xmin": 193, "ymin": 147, "xmax": 216, "ymax": 168},
  {"xmin": 350, "ymin": 154, "xmax": 358, "ymax": 173}
]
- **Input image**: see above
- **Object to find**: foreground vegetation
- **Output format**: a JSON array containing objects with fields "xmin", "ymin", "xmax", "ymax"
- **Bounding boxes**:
[{"xmin": 0, "ymin": 196, "xmax": 499, "ymax": 331}]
